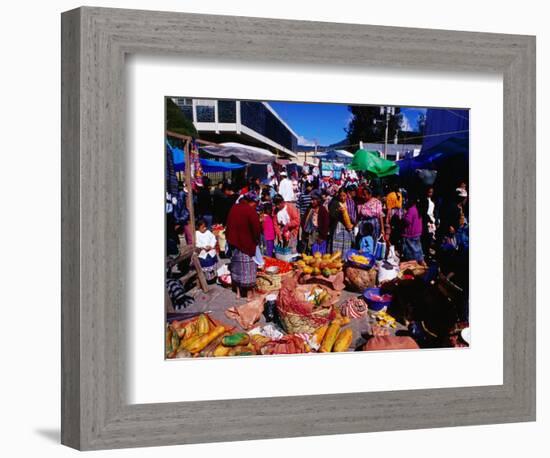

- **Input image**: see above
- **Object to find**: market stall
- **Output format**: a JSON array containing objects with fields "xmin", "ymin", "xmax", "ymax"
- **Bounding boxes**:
[
  {"xmin": 166, "ymin": 244, "xmax": 468, "ymax": 358},
  {"xmin": 315, "ymin": 149, "xmax": 354, "ymax": 179}
]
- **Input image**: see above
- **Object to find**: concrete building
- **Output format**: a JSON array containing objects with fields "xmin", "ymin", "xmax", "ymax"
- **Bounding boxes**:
[{"xmin": 171, "ymin": 98, "xmax": 298, "ymax": 159}]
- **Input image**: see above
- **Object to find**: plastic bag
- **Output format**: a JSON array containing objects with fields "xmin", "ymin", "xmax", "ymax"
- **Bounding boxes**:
[
  {"xmin": 374, "ymin": 237, "xmax": 387, "ymax": 260},
  {"xmin": 377, "ymin": 260, "xmax": 399, "ymax": 283},
  {"xmin": 386, "ymin": 245, "xmax": 400, "ymax": 267}
]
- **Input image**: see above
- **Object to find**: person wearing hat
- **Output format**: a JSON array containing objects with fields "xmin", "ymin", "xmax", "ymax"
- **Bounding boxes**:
[
  {"xmin": 225, "ymin": 191, "xmax": 261, "ymax": 298},
  {"xmin": 278, "ymin": 170, "xmax": 295, "ymax": 203},
  {"xmin": 301, "ymin": 189, "xmax": 330, "ymax": 254}
]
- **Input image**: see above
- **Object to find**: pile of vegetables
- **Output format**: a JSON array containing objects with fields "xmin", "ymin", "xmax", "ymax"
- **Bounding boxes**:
[
  {"xmin": 166, "ymin": 314, "xmax": 228, "ymax": 358},
  {"xmin": 262, "ymin": 256, "xmax": 293, "ymax": 274},
  {"xmin": 312, "ymin": 315, "xmax": 354, "ymax": 353},
  {"xmin": 370, "ymin": 310, "xmax": 397, "ymax": 328},
  {"xmin": 349, "ymin": 253, "xmax": 371, "ymax": 266},
  {"xmin": 305, "ymin": 287, "xmax": 332, "ymax": 308},
  {"xmin": 294, "ymin": 251, "xmax": 343, "ymax": 277}
]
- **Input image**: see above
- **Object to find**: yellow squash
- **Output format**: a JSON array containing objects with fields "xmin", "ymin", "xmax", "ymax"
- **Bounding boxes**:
[
  {"xmin": 187, "ymin": 325, "xmax": 226, "ymax": 354},
  {"xmin": 196, "ymin": 314, "xmax": 210, "ymax": 335},
  {"xmin": 333, "ymin": 328, "xmax": 353, "ymax": 352},
  {"xmin": 313, "ymin": 325, "xmax": 328, "ymax": 345},
  {"xmin": 320, "ymin": 321, "xmax": 341, "ymax": 352},
  {"xmin": 213, "ymin": 344, "xmax": 231, "ymax": 357}
]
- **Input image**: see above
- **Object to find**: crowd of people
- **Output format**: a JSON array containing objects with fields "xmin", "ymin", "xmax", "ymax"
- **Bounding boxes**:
[{"xmin": 166, "ymin": 168, "xmax": 469, "ymax": 301}]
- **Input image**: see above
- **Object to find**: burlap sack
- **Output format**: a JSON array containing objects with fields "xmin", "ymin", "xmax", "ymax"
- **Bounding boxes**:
[
  {"xmin": 276, "ymin": 276, "xmax": 339, "ymax": 334},
  {"xmin": 344, "ymin": 266, "xmax": 377, "ymax": 292}
]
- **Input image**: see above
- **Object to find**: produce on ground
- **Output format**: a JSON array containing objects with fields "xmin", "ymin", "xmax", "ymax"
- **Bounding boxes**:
[
  {"xmin": 333, "ymin": 328, "xmax": 353, "ymax": 352},
  {"xmin": 371, "ymin": 310, "xmax": 397, "ymax": 328},
  {"xmin": 312, "ymin": 324, "xmax": 328, "ymax": 346},
  {"xmin": 319, "ymin": 320, "xmax": 342, "ymax": 352},
  {"xmin": 262, "ymin": 256, "xmax": 294, "ymax": 274},
  {"xmin": 186, "ymin": 326, "xmax": 226, "ymax": 354},
  {"xmin": 166, "ymin": 313, "xmax": 228, "ymax": 358},
  {"xmin": 349, "ymin": 253, "xmax": 371, "ymax": 266},
  {"xmin": 222, "ymin": 332, "xmax": 250, "ymax": 347},
  {"xmin": 294, "ymin": 251, "xmax": 343, "ymax": 277}
]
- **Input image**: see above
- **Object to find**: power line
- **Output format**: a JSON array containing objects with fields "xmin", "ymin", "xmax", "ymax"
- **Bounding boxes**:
[{"xmin": 314, "ymin": 129, "xmax": 469, "ymax": 152}]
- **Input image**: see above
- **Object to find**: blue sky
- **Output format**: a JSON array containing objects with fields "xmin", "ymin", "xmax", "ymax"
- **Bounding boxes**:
[{"xmin": 268, "ymin": 101, "xmax": 427, "ymax": 147}]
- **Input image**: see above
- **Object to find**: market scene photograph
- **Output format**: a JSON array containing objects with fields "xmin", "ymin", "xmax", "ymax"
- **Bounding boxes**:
[{"xmin": 165, "ymin": 97, "xmax": 470, "ymax": 358}]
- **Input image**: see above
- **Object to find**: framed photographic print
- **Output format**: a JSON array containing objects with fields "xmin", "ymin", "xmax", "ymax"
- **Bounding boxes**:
[{"xmin": 61, "ymin": 6, "xmax": 536, "ymax": 450}]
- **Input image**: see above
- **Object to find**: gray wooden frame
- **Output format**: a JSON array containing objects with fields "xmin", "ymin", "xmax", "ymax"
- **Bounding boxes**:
[{"xmin": 61, "ymin": 6, "xmax": 536, "ymax": 451}]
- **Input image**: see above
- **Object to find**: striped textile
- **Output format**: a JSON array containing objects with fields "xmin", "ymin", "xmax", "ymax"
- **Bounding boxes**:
[
  {"xmin": 198, "ymin": 253, "xmax": 218, "ymax": 282},
  {"xmin": 330, "ymin": 221, "xmax": 354, "ymax": 255},
  {"xmin": 298, "ymin": 192, "xmax": 312, "ymax": 216},
  {"xmin": 230, "ymin": 248, "xmax": 258, "ymax": 288},
  {"xmin": 346, "ymin": 196, "xmax": 357, "ymax": 225}
]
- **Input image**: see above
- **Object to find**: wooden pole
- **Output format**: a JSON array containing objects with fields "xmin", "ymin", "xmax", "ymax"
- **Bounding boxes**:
[
  {"xmin": 182, "ymin": 138, "xmax": 208, "ymax": 292},
  {"xmin": 183, "ymin": 139, "xmax": 196, "ymax": 246}
]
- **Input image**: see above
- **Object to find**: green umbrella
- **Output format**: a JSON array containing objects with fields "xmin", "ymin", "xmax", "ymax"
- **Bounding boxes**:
[{"xmin": 349, "ymin": 149, "xmax": 399, "ymax": 177}]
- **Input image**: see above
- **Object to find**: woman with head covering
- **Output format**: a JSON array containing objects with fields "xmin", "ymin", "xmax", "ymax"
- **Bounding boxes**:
[
  {"xmin": 225, "ymin": 191, "xmax": 262, "ymax": 298},
  {"xmin": 301, "ymin": 190, "xmax": 330, "ymax": 254}
]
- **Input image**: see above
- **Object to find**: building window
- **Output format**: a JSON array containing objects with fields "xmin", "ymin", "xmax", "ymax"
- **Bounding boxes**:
[
  {"xmin": 240, "ymin": 101, "xmax": 295, "ymax": 151},
  {"xmin": 218, "ymin": 100, "xmax": 236, "ymax": 123},
  {"xmin": 196, "ymin": 105, "xmax": 215, "ymax": 122}
]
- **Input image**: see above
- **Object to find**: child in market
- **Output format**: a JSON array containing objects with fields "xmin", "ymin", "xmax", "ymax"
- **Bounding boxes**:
[
  {"xmin": 359, "ymin": 222, "xmax": 375, "ymax": 256},
  {"xmin": 195, "ymin": 219, "xmax": 219, "ymax": 284},
  {"xmin": 260, "ymin": 202, "xmax": 275, "ymax": 258}
]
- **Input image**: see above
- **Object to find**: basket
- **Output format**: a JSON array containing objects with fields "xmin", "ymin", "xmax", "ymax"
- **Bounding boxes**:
[
  {"xmin": 276, "ymin": 278, "xmax": 339, "ymax": 334},
  {"xmin": 256, "ymin": 271, "xmax": 293, "ymax": 293},
  {"xmin": 278, "ymin": 306, "xmax": 335, "ymax": 334},
  {"xmin": 344, "ymin": 266, "xmax": 377, "ymax": 292}
]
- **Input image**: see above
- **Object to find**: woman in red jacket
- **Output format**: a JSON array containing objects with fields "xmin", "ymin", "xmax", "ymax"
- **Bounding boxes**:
[
  {"xmin": 301, "ymin": 190, "xmax": 330, "ymax": 254},
  {"xmin": 272, "ymin": 194, "xmax": 300, "ymax": 252},
  {"xmin": 226, "ymin": 192, "xmax": 261, "ymax": 298}
]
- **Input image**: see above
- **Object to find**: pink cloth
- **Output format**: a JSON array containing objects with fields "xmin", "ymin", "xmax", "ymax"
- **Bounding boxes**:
[
  {"xmin": 402, "ymin": 205, "xmax": 423, "ymax": 238},
  {"xmin": 262, "ymin": 214, "xmax": 275, "ymax": 241},
  {"xmin": 358, "ymin": 198, "xmax": 383, "ymax": 218}
]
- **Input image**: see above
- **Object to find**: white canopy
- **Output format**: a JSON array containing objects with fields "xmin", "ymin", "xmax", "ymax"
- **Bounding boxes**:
[
  {"xmin": 314, "ymin": 149, "xmax": 354, "ymax": 160},
  {"xmin": 200, "ymin": 142, "xmax": 276, "ymax": 165}
]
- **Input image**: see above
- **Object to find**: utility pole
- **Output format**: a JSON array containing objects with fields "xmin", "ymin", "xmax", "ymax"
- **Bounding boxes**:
[{"xmin": 384, "ymin": 109, "xmax": 390, "ymax": 159}]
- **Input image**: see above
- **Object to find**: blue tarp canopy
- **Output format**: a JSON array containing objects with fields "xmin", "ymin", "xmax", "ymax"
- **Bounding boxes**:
[
  {"xmin": 166, "ymin": 142, "xmax": 246, "ymax": 173},
  {"xmin": 396, "ymin": 137, "xmax": 469, "ymax": 194},
  {"xmin": 397, "ymin": 137, "xmax": 468, "ymax": 176},
  {"xmin": 421, "ymin": 108, "xmax": 469, "ymax": 152}
]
